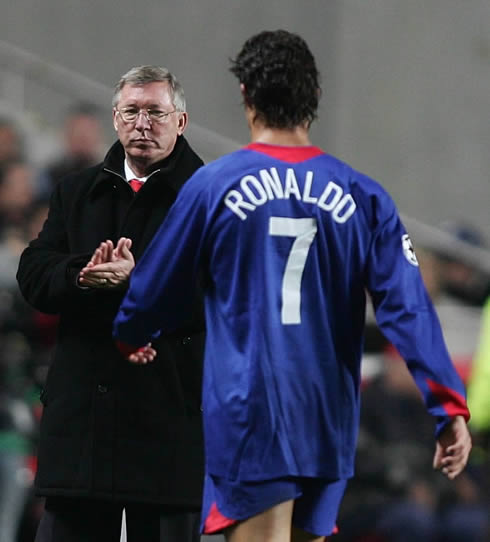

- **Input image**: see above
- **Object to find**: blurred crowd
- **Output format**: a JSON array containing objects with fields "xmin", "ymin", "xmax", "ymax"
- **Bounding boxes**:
[
  {"xmin": 0, "ymin": 106, "xmax": 489, "ymax": 541},
  {"xmin": 0, "ymin": 105, "xmax": 105, "ymax": 541},
  {"xmin": 337, "ymin": 239, "xmax": 490, "ymax": 540}
]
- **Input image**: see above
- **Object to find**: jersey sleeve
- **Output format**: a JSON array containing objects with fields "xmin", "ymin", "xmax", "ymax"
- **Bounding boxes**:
[
  {"xmin": 365, "ymin": 200, "xmax": 470, "ymax": 436},
  {"xmin": 113, "ymin": 171, "xmax": 209, "ymax": 348}
]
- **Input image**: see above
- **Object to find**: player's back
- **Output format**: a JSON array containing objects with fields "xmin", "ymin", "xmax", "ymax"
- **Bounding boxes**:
[{"xmin": 197, "ymin": 143, "xmax": 391, "ymax": 481}]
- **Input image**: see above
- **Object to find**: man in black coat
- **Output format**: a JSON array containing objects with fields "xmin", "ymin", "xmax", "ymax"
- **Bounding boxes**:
[{"xmin": 17, "ymin": 66, "xmax": 205, "ymax": 542}]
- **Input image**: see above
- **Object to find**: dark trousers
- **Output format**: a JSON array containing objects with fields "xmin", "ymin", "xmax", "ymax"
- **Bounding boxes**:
[{"xmin": 35, "ymin": 497, "xmax": 201, "ymax": 542}]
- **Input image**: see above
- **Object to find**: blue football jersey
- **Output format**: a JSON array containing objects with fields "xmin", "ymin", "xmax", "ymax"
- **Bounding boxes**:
[{"xmin": 114, "ymin": 143, "xmax": 469, "ymax": 482}]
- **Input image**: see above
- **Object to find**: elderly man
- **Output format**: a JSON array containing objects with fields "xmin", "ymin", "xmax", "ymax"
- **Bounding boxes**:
[{"xmin": 17, "ymin": 66, "xmax": 205, "ymax": 542}]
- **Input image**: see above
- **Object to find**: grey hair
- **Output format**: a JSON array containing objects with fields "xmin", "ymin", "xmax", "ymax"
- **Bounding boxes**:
[{"xmin": 112, "ymin": 65, "xmax": 186, "ymax": 111}]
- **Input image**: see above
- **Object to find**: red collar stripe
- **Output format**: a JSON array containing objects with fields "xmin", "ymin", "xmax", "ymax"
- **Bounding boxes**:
[{"xmin": 245, "ymin": 143, "xmax": 324, "ymax": 163}]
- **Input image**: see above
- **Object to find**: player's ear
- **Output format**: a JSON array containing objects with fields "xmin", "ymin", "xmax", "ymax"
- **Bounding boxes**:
[{"xmin": 240, "ymin": 84, "xmax": 253, "ymax": 109}]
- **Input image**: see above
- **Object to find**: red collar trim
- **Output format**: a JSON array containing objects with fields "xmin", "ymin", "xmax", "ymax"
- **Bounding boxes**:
[{"xmin": 245, "ymin": 143, "xmax": 324, "ymax": 163}]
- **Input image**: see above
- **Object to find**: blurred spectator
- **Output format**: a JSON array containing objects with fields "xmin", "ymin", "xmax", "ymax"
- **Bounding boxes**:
[
  {"xmin": 467, "ymin": 297, "xmax": 490, "ymax": 435},
  {"xmin": 0, "ymin": 160, "xmax": 35, "ymax": 233},
  {"xmin": 0, "ymin": 117, "xmax": 24, "ymax": 164},
  {"xmin": 36, "ymin": 102, "xmax": 104, "ymax": 198},
  {"xmin": 435, "ymin": 220, "xmax": 490, "ymax": 307},
  {"xmin": 466, "ymin": 296, "xmax": 490, "ymax": 535},
  {"xmin": 337, "ymin": 354, "xmax": 489, "ymax": 542},
  {"xmin": 0, "ymin": 161, "xmax": 37, "ymax": 291},
  {"xmin": 0, "ymin": 291, "xmax": 40, "ymax": 542},
  {"xmin": 417, "ymin": 247, "xmax": 483, "ymax": 381},
  {"xmin": 0, "ymin": 192, "xmax": 55, "ymax": 389},
  {"xmin": 337, "ymin": 240, "xmax": 490, "ymax": 542},
  {"xmin": 0, "ymin": 384, "xmax": 35, "ymax": 542},
  {"xmin": 0, "ymin": 158, "xmax": 54, "ymax": 540}
]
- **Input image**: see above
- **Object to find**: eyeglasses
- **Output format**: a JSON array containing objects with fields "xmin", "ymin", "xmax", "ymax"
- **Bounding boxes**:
[{"xmin": 115, "ymin": 107, "xmax": 178, "ymax": 124}]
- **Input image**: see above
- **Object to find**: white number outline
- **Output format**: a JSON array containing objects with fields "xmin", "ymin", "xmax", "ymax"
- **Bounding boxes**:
[{"xmin": 269, "ymin": 217, "xmax": 318, "ymax": 325}]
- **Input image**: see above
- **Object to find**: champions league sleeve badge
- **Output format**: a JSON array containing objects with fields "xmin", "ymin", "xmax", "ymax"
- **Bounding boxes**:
[
  {"xmin": 402, "ymin": 233, "xmax": 419, "ymax": 267},
  {"xmin": 401, "ymin": 233, "xmax": 419, "ymax": 266}
]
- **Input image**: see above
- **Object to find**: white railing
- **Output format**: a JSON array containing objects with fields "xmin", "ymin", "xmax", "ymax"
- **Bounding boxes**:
[{"xmin": 401, "ymin": 215, "xmax": 490, "ymax": 275}]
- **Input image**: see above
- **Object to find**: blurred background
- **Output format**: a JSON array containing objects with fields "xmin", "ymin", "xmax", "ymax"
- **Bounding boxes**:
[{"xmin": 0, "ymin": 1, "xmax": 489, "ymax": 541}]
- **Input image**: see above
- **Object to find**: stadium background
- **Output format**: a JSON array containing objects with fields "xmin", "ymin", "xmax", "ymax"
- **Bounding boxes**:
[
  {"xmin": 1, "ymin": 0, "xmax": 489, "ymax": 239},
  {"xmin": 1, "ymin": 1, "xmax": 489, "ymax": 541}
]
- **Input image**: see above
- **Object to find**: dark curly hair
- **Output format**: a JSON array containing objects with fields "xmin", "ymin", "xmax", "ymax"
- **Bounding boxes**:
[{"xmin": 230, "ymin": 30, "xmax": 321, "ymax": 129}]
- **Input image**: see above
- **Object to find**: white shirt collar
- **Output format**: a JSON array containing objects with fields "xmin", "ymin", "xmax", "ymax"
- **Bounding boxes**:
[{"xmin": 124, "ymin": 159, "xmax": 147, "ymax": 183}]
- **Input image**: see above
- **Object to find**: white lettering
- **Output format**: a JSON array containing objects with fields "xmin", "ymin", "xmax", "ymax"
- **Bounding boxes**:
[
  {"xmin": 223, "ymin": 168, "xmax": 357, "ymax": 223},
  {"xmin": 302, "ymin": 171, "xmax": 317, "ymax": 203},
  {"xmin": 332, "ymin": 194, "xmax": 357, "ymax": 223},
  {"xmin": 241, "ymin": 175, "xmax": 268, "ymax": 206},
  {"xmin": 318, "ymin": 181, "xmax": 342, "ymax": 211},
  {"xmin": 259, "ymin": 168, "xmax": 284, "ymax": 200},
  {"xmin": 224, "ymin": 189, "xmax": 256, "ymax": 220},
  {"xmin": 284, "ymin": 168, "xmax": 302, "ymax": 200}
]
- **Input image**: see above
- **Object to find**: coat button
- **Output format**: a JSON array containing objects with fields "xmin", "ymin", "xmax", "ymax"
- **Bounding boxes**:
[
  {"xmin": 182, "ymin": 336, "xmax": 191, "ymax": 345},
  {"xmin": 97, "ymin": 384, "xmax": 108, "ymax": 393}
]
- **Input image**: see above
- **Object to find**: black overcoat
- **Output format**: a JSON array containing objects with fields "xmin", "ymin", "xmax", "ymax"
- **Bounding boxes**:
[{"xmin": 16, "ymin": 136, "xmax": 205, "ymax": 507}]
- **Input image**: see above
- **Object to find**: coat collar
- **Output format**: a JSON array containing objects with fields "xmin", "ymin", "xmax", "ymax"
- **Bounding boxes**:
[{"xmin": 88, "ymin": 135, "xmax": 201, "ymax": 198}]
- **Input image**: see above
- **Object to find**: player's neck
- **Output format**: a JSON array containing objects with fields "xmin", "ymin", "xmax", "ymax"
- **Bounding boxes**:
[{"xmin": 249, "ymin": 120, "xmax": 312, "ymax": 147}]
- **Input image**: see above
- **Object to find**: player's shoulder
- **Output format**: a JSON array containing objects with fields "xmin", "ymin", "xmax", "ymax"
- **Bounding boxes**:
[
  {"xmin": 323, "ymin": 153, "xmax": 399, "ymax": 228},
  {"xmin": 337, "ymin": 157, "xmax": 398, "ymax": 219},
  {"xmin": 323, "ymin": 154, "xmax": 389, "ymax": 198}
]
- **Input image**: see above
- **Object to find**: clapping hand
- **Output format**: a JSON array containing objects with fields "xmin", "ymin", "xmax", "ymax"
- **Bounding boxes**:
[{"xmin": 79, "ymin": 237, "xmax": 135, "ymax": 289}]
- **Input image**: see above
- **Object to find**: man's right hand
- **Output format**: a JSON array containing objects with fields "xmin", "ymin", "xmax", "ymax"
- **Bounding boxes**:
[{"xmin": 78, "ymin": 237, "xmax": 135, "ymax": 289}]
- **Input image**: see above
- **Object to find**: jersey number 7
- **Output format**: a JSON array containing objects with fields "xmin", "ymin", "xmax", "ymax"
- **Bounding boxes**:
[{"xmin": 269, "ymin": 217, "xmax": 318, "ymax": 325}]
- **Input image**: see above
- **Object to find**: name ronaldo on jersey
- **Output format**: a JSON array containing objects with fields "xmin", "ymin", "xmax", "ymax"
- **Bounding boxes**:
[{"xmin": 223, "ymin": 167, "xmax": 357, "ymax": 223}]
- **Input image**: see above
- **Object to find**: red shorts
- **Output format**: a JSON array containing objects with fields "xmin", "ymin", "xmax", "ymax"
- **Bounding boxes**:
[{"xmin": 201, "ymin": 474, "xmax": 347, "ymax": 537}]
